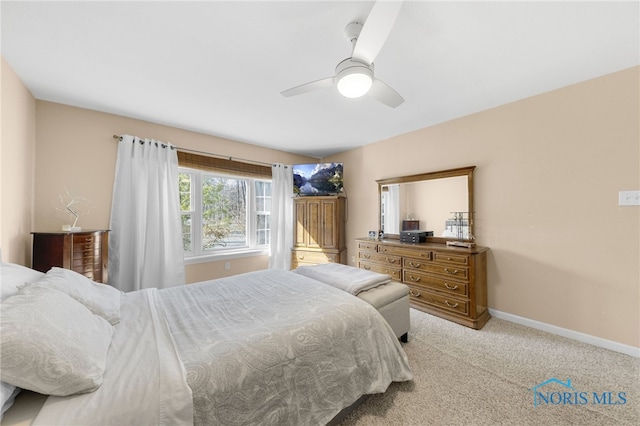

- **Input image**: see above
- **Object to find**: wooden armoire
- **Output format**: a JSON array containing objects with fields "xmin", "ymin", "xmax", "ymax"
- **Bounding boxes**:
[{"xmin": 291, "ymin": 196, "xmax": 346, "ymax": 268}]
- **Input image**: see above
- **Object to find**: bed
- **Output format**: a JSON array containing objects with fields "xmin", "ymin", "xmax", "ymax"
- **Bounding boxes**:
[{"xmin": 0, "ymin": 262, "xmax": 412, "ymax": 425}]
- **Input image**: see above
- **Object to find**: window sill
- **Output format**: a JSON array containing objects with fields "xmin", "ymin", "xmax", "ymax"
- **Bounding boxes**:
[{"xmin": 184, "ymin": 248, "xmax": 269, "ymax": 265}]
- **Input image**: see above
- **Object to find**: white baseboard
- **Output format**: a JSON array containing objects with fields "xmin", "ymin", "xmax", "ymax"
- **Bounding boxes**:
[{"xmin": 489, "ymin": 309, "xmax": 640, "ymax": 358}]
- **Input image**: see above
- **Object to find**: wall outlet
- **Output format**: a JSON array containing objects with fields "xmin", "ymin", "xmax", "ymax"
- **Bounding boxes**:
[
  {"xmin": 351, "ymin": 255, "xmax": 356, "ymax": 264},
  {"xmin": 619, "ymin": 190, "xmax": 640, "ymax": 206},
  {"xmin": 224, "ymin": 261, "xmax": 231, "ymax": 270}
]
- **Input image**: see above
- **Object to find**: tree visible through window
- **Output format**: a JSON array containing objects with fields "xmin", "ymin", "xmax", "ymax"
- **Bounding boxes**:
[{"xmin": 179, "ymin": 169, "xmax": 271, "ymax": 257}]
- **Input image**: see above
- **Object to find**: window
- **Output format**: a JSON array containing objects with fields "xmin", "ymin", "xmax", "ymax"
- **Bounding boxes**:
[{"xmin": 179, "ymin": 168, "xmax": 271, "ymax": 259}]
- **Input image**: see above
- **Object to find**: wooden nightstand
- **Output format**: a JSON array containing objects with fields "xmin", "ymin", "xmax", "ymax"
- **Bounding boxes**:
[{"xmin": 31, "ymin": 230, "xmax": 109, "ymax": 283}]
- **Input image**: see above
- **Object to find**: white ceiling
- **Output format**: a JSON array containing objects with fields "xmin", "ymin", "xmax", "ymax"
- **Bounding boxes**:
[{"xmin": 1, "ymin": 1, "xmax": 638, "ymax": 158}]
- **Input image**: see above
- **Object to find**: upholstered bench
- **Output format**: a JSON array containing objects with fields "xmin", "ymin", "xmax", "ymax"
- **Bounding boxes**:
[
  {"xmin": 357, "ymin": 281, "xmax": 410, "ymax": 342},
  {"xmin": 294, "ymin": 263, "xmax": 410, "ymax": 342}
]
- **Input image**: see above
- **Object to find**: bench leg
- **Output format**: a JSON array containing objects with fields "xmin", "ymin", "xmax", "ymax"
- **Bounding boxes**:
[{"xmin": 400, "ymin": 333, "xmax": 408, "ymax": 343}]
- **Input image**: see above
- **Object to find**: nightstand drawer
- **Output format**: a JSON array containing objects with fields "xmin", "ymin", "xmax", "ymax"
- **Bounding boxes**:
[
  {"xmin": 73, "ymin": 233, "xmax": 100, "ymax": 244},
  {"xmin": 73, "ymin": 247, "xmax": 100, "ymax": 260}
]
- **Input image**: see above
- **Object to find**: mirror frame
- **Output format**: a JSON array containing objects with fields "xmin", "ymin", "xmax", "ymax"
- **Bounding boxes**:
[{"xmin": 377, "ymin": 166, "xmax": 476, "ymax": 242}]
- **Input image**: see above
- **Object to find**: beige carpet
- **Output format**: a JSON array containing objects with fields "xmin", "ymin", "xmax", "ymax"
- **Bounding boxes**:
[{"xmin": 341, "ymin": 309, "xmax": 639, "ymax": 425}]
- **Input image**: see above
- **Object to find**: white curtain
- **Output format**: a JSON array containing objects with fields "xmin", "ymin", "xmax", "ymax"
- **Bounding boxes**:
[
  {"xmin": 268, "ymin": 164, "xmax": 293, "ymax": 270},
  {"xmin": 108, "ymin": 135, "xmax": 185, "ymax": 292},
  {"xmin": 386, "ymin": 184, "xmax": 401, "ymax": 234}
]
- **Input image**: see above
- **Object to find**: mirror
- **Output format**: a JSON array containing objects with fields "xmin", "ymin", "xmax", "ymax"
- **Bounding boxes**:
[{"xmin": 378, "ymin": 166, "xmax": 475, "ymax": 241}]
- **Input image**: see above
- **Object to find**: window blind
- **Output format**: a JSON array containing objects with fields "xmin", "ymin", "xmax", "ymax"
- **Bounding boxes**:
[{"xmin": 177, "ymin": 151, "xmax": 272, "ymax": 178}]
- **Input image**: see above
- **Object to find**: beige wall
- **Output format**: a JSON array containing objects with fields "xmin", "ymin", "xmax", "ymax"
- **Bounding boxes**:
[
  {"xmin": 325, "ymin": 67, "xmax": 640, "ymax": 348},
  {"xmin": 3, "ymin": 51, "xmax": 638, "ymax": 348},
  {"xmin": 33, "ymin": 101, "xmax": 314, "ymax": 283},
  {"xmin": 1, "ymin": 57, "xmax": 36, "ymax": 265}
]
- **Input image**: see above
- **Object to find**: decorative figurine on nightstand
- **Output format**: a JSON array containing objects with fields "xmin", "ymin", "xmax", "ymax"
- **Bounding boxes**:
[{"xmin": 56, "ymin": 189, "xmax": 89, "ymax": 232}]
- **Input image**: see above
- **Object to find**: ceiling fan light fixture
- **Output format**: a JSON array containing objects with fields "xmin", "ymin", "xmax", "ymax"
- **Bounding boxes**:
[{"xmin": 335, "ymin": 59, "xmax": 374, "ymax": 98}]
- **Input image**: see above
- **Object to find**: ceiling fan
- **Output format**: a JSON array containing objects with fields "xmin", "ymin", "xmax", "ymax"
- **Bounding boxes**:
[{"xmin": 280, "ymin": 1, "xmax": 404, "ymax": 108}]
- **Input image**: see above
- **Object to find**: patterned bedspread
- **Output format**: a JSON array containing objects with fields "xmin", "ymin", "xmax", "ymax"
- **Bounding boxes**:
[{"xmin": 158, "ymin": 269, "xmax": 413, "ymax": 425}]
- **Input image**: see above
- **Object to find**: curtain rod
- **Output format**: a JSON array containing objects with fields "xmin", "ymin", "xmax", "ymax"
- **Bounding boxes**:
[{"xmin": 112, "ymin": 134, "xmax": 274, "ymax": 167}]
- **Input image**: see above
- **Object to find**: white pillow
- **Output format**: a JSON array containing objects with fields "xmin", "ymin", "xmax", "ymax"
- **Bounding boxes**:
[
  {"xmin": 23, "ymin": 267, "xmax": 122, "ymax": 325},
  {"xmin": 0, "ymin": 262, "xmax": 45, "ymax": 302},
  {"xmin": 1, "ymin": 381, "xmax": 20, "ymax": 419},
  {"xmin": 0, "ymin": 286, "xmax": 113, "ymax": 396}
]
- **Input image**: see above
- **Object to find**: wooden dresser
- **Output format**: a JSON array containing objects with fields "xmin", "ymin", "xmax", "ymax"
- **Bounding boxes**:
[
  {"xmin": 31, "ymin": 230, "xmax": 109, "ymax": 283},
  {"xmin": 356, "ymin": 238, "xmax": 489, "ymax": 329},
  {"xmin": 291, "ymin": 196, "xmax": 346, "ymax": 268}
]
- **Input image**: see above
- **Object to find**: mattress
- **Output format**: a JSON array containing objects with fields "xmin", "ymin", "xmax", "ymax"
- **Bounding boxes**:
[{"xmin": 6, "ymin": 269, "xmax": 412, "ymax": 425}]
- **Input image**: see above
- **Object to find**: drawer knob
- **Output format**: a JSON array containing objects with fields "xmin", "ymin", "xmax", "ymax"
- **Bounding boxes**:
[
  {"xmin": 363, "ymin": 254, "xmax": 370, "ymax": 259},
  {"xmin": 409, "ymin": 290, "xmax": 421, "ymax": 298},
  {"xmin": 363, "ymin": 265, "xmax": 371, "ymax": 270},
  {"xmin": 385, "ymin": 258, "xmax": 396, "ymax": 264},
  {"xmin": 444, "ymin": 268, "xmax": 459, "ymax": 275},
  {"xmin": 444, "ymin": 283, "xmax": 459, "ymax": 291},
  {"xmin": 409, "ymin": 261, "xmax": 421, "ymax": 268},
  {"xmin": 297, "ymin": 254, "xmax": 304, "ymax": 259},
  {"xmin": 445, "ymin": 300, "xmax": 459, "ymax": 308},
  {"xmin": 409, "ymin": 275, "xmax": 421, "ymax": 283}
]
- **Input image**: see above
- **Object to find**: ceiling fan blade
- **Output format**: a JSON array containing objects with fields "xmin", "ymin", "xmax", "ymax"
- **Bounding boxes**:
[
  {"xmin": 368, "ymin": 79, "xmax": 404, "ymax": 108},
  {"xmin": 352, "ymin": 0, "xmax": 402, "ymax": 65},
  {"xmin": 280, "ymin": 77, "xmax": 334, "ymax": 97}
]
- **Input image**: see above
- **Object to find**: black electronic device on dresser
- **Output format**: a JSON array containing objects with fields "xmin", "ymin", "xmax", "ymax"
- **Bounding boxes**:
[
  {"xmin": 400, "ymin": 230, "xmax": 433, "ymax": 243},
  {"xmin": 31, "ymin": 230, "xmax": 110, "ymax": 283}
]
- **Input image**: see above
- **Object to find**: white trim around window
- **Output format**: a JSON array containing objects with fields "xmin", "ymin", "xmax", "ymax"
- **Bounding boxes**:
[{"xmin": 179, "ymin": 167, "xmax": 272, "ymax": 262}]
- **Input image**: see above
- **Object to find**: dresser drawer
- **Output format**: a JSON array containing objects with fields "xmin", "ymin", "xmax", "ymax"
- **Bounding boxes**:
[
  {"xmin": 403, "ymin": 257, "xmax": 431, "ymax": 272},
  {"xmin": 358, "ymin": 251, "xmax": 401, "ymax": 267},
  {"xmin": 419, "ymin": 262, "xmax": 469, "ymax": 280},
  {"xmin": 408, "ymin": 285, "xmax": 470, "ymax": 316},
  {"xmin": 357, "ymin": 241, "xmax": 378, "ymax": 252},
  {"xmin": 377, "ymin": 244, "xmax": 432, "ymax": 260},
  {"xmin": 403, "ymin": 270, "xmax": 469, "ymax": 297},
  {"xmin": 358, "ymin": 261, "xmax": 401, "ymax": 281},
  {"xmin": 433, "ymin": 252, "xmax": 469, "ymax": 266}
]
